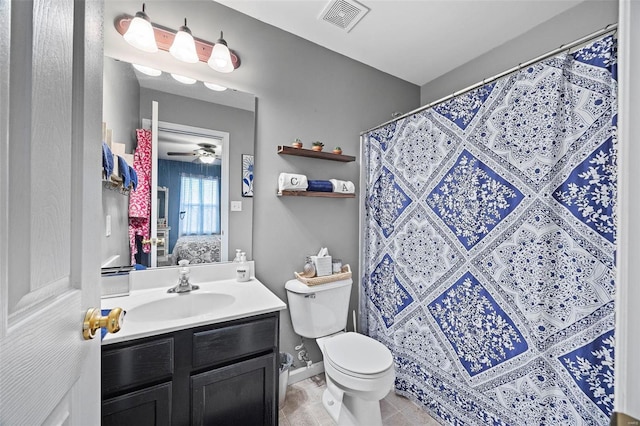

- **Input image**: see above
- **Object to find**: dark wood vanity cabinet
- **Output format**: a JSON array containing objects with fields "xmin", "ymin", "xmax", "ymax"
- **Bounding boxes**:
[{"xmin": 101, "ymin": 312, "xmax": 279, "ymax": 426}]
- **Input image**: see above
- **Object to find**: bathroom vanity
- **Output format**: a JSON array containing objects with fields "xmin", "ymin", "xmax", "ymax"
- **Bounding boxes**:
[
  {"xmin": 102, "ymin": 312, "xmax": 278, "ymax": 425},
  {"xmin": 101, "ymin": 262, "xmax": 286, "ymax": 425}
]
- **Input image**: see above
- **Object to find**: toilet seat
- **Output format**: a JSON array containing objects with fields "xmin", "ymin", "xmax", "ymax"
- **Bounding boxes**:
[{"xmin": 323, "ymin": 332, "xmax": 393, "ymax": 379}]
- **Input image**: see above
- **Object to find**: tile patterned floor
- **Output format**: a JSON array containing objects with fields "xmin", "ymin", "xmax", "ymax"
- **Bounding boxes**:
[{"xmin": 278, "ymin": 374, "xmax": 440, "ymax": 426}]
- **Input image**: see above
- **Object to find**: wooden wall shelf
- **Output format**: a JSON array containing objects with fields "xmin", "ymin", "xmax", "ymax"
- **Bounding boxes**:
[
  {"xmin": 277, "ymin": 146, "xmax": 356, "ymax": 162},
  {"xmin": 277, "ymin": 190, "xmax": 355, "ymax": 198}
]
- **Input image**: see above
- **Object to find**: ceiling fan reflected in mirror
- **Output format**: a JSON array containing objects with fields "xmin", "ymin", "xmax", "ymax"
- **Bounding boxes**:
[{"xmin": 167, "ymin": 143, "xmax": 221, "ymax": 164}]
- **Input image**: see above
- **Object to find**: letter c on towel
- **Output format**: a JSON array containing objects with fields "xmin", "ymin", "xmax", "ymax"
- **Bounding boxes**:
[{"xmin": 291, "ymin": 177, "xmax": 298, "ymax": 185}]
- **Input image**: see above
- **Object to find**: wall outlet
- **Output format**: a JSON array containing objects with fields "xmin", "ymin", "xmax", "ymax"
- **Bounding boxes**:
[
  {"xmin": 105, "ymin": 215, "xmax": 111, "ymax": 237},
  {"xmin": 231, "ymin": 201, "xmax": 242, "ymax": 212}
]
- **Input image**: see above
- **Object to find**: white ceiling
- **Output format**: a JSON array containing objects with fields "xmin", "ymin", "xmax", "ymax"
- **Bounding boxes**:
[{"xmin": 215, "ymin": 0, "xmax": 586, "ymax": 86}]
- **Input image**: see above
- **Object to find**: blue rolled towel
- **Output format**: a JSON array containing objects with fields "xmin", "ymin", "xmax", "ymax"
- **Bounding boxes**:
[
  {"xmin": 129, "ymin": 165, "xmax": 138, "ymax": 191},
  {"xmin": 102, "ymin": 142, "xmax": 114, "ymax": 178},
  {"xmin": 307, "ymin": 180, "xmax": 334, "ymax": 192},
  {"xmin": 118, "ymin": 155, "xmax": 131, "ymax": 188}
]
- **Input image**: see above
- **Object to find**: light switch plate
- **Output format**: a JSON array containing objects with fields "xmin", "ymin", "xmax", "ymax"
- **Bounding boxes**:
[{"xmin": 231, "ymin": 201, "xmax": 242, "ymax": 211}]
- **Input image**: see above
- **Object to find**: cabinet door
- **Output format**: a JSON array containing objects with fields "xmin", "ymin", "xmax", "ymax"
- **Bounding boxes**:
[
  {"xmin": 102, "ymin": 382, "xmax": 172, "ymax": 426},
  {"xmin": 191, "ymin": 353, "xmax": 276, "ymax": 426}
]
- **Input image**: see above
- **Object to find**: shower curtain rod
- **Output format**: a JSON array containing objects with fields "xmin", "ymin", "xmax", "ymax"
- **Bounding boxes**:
[{"xmin": 362, "ymin": 22, "xmax": 618, "ymax": 135}]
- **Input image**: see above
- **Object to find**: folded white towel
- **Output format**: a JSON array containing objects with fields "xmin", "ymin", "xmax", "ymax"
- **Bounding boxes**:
[
  {"xmin": 279, "ymin": 173, "xmax": 308, "ymax": 191},
  {"xmin": 330, "ymin": 179, "xmax": 356, "ymax": 194}
]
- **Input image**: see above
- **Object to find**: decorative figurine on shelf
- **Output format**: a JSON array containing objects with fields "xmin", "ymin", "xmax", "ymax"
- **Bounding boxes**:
[
  {"xmin": 292, "ymin": 138, "xmax": 303, "ymax": 149},
  {"xmin": 333, "ymin": 146, "xmax": 342, "ymax": 155},
  {"xmin": 311, "ymin": 141, "xmax": 324, "ymax": 152}
]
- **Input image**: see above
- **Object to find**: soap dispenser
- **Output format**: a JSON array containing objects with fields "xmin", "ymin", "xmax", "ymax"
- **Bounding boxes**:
[
  {"xmin": 236, "ymin": 252, "xmax": 250, "ymax": 282},
  {"xmin": 233, "ymin": 249, "xmax": 242, "ymax": 262}
]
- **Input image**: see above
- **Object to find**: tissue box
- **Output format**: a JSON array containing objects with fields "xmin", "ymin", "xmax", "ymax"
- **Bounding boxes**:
[{"xmin": 311, "ymin": 255, "xmax": 332, "ymax": 277}]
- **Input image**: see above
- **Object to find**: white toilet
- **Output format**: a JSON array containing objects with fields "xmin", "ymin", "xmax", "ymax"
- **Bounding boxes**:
[{"xmin": 285, "ymin": 278, "xmax": 395, "ymax": 426}]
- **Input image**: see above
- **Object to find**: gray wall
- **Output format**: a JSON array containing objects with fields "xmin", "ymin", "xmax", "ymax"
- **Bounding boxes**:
[
  {"xmin": 101, "ymin": 58, "xmax": 139, "ymax": 267},
  {"xmin": 420, "ymin": 1, "xmax": 618, "ymax": 105},
  {"xmin": 139, "ymin": 88, "xmax": 255, "ymax": 260},
  {"xmin": 103, "ymin": 59, "xmax": 140, "ymax": 150}
]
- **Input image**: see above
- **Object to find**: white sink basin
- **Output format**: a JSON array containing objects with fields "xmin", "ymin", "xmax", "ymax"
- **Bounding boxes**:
[
  {"xmin": 101, "ymin": 264, "xmax": 288, "ymax": 344},
  {"xmin": 126, "ymin": 292, "xmax": 236, "ymax": 323}
]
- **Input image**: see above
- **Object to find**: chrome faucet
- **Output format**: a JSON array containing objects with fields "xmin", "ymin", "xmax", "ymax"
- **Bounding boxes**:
[{"xmin": 168, "ymin": 260, "xmax": 200, "ymax": 293}]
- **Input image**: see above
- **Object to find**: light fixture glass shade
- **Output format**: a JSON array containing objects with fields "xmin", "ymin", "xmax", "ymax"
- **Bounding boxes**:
[
  {"xmin": 199, "ymin": 155, "xmax": 216, "ymax": 164},
  {"xmin": 132, "ymin": 63, "xmax": 162, "ymax": 76},
  {"xmin": 123, "ymin": 11, "xmax": 158, "ymax": 53},
  {"xmin": 169, "ymin": 24, "xmax": 199, "ymax": 63},
  {"xmin": 170, "ymin": 73, "xmax": 197, "ymax": 84},
  {"xmin": 207, "ymin": 33, "xmax": 234, "ymax": 73},
  {"xmin": 204, "ymin": 82, "xmax": 227, "ymax": 92}
]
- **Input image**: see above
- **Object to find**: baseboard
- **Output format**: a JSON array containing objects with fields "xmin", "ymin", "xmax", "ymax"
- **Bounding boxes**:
[{"xmin": 288, "ymin": 362, "xmax": 325, "ymax": 384}]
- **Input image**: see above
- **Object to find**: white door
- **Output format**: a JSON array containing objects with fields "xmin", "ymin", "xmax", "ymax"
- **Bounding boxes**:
[{"xmin": 0, "ymin": 0, "xmax": 103, "ymax": 424}]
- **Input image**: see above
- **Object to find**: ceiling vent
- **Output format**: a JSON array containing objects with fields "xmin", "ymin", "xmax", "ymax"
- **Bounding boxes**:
[{"xmin": 319, "ymin": 0, "xmax": 370, "ymax": 32}]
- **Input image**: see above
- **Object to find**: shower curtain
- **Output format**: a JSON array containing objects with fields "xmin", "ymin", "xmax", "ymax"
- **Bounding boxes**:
[{"xmin": 361, "ymin": 35, "xmax": 616, "ymax": 425}]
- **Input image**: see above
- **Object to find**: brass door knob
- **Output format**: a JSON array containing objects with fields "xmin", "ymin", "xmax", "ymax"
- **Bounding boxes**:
[
  {"xmin": 141, "ymin": 237, "xmax": 165, "ymax": 246},
  {"xmin": 82, "ymin": 307, "xmax": 125, "ymax": 340}
]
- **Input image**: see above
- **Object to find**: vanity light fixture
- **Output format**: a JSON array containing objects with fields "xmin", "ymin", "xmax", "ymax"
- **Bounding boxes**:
[
  {"xmin": 122, "ymin": 3, "xmax": 158, "ymax": 53},
  {"xmin": 115, "ymin": 14, "xmax": 241, "ymax": 72},
  {"xmin": 169, "ymin": 19, "xmax": 199, "ymax": 63},
  {"xmin": 204, "ymin": 82, "xmax": 227, "ymax": 92},
  {"xmin": 171, "ymin": 73, "xmax": 197, "ymax": 84},
  {"xmin": 132, "ymin": 63, "xmax": 162, "ymax": 76},
  {"xmin": 207, "ymin": 31, "xmax": 234, "ymax": 73}
]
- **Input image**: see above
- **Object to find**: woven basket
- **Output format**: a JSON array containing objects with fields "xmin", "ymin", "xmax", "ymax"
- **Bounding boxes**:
[{"xmin": 295, "ymin": 264, "xmax": 352, "ymax": 286}]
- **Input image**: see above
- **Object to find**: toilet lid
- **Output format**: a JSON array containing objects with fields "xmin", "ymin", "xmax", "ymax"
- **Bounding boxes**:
[{"xmin": 323, "ymin": 332, "xmax": 393, "ymax": 376}]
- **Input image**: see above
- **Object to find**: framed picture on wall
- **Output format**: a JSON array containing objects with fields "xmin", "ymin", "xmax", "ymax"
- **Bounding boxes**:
[{"xmin": 242, "ymin": 154, "xmax": 254, "ymax": 197}]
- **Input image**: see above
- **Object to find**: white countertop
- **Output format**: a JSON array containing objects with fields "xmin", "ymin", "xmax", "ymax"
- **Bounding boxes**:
[{"xmin": 101, "ymin": 275, "xmax": 287, "ymax": 345}]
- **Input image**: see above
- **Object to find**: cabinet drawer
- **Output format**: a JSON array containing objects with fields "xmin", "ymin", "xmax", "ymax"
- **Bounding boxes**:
[
  {"xmin": 102, "ymin": 338, "xmax": 174, "ymax": 395},
  {"xmin": 192, "ymin": 317, "xmax": 277, "ymax": 368}
]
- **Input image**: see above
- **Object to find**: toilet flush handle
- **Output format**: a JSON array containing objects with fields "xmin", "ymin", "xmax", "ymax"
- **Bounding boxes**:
[{"xmin": 304, "ymin": 293, "xmax": 316, "ymax": 299}]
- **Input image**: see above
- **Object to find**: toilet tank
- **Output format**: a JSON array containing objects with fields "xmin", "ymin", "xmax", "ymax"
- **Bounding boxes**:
[{"xmin": 285, "ymin": 278, "xmax": 353, "ymax": 338}]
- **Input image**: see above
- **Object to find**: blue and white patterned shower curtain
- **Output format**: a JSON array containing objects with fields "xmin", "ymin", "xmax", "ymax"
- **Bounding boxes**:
[{"xmin": 361, "ymin": 36, "xmax": 617, "ymax": 425}]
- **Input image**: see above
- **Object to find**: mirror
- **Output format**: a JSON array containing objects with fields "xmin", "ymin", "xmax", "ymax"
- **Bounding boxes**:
[{"xmin": 101, "ymin": 56, "xmax": 255, "ymax": 269}]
